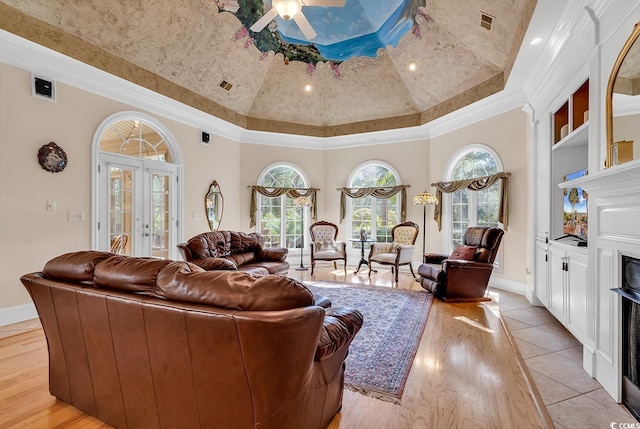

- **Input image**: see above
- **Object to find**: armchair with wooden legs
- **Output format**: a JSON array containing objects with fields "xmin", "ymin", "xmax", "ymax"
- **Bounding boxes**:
[
  {"xmin": 309, "ymin": 221, "xmax": 347, "ymax": 275},
  {"xmin": 368, "ymin": 221, "xmax": 419, "ymax": 283}
]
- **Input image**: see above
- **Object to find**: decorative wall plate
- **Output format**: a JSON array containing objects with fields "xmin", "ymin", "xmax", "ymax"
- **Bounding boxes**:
[{"xmin": 38, "ymin": 142, "xmax": 67, "ymax": 173}]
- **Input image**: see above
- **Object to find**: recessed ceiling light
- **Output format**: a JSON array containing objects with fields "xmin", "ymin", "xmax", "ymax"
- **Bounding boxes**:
[
  {"xmin": 304, "ymin": 84, "xmax": 312, "ymax": 92},
  {"xmin": 408, "ymin": 61, "xmax": 418, "ymax": 71},
  {"xmin": 530, "ymin": 37, "xmax": 543, "ymax": 45}
]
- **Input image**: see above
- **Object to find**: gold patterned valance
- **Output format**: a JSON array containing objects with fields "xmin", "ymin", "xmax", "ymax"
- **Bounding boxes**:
[
  {"xmin": 337, "ymin": 185, "xmax": 410, "ymax": 223},
  {"xmin": 249, "ymin": 186, "xmax": 320, "ymax": 228},
  {"xmin": 431, "ymin": 172, "xmax": 511, "ymax": 231}
]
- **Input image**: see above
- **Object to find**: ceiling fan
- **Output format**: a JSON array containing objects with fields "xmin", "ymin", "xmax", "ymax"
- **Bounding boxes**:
[{"xmin": 249, "ymin": 0, "xmax": 347, "ymax": 40}]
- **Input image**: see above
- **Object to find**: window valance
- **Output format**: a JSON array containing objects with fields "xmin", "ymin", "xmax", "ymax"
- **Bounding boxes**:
[
  {"xmin": 337, "ymin": 185, "xmax": 410, "ymax": 223},
  {"xmin": 249, "ymin": 186, "xmax": 320, "ymax": 228},
  {"xmin": 431, "ymin": 172, "xmax": 511, "ymax": 231}
]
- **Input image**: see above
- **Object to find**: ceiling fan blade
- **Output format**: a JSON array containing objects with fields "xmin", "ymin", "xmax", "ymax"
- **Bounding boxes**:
[
  {"xmin": 249, "ymin": 7, "xmax": 278, "ymax": 33},
  {"xmin": 293, "ymin": 12, "xmax": 317, "ymax": 39},
  {"xmin": 303, "ymin": 0, "xmax": 346, "ymax": 7}
]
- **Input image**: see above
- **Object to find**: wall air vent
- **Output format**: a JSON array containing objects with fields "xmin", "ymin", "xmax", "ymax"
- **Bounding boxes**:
[
  {"xmin": 480, "ymin": 13, "xmax": 494, "ymax": 31},
  {"xmin": 219, "ymin": 80, "xmax": 233, "ymax": 91},
  {"xmin": 32, "ymin": 74, "xmax": 56, "ymax": 101}
]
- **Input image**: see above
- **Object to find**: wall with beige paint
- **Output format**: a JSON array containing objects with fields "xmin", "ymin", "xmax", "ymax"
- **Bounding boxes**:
[
  {"xmin": 429, "ymin": 108, "xmax": 530, "ymax": 283},
  {"xmin": 0, "ymin": 63, "xmax": 242, "ymax": 312},
  {"xmin": 0, "ymin": 62, "xmax": 530, "ymax": 318}
]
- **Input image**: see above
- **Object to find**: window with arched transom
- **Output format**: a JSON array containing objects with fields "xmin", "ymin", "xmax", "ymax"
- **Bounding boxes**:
[
  {"xmin": 256, "ymin": 163, "xmax": 309, "ymax": 249},
  {"xmin": 347, "ymin": 161, "xmax": 401, "ymax": 245},
  {"xmin": 446, "ymin": 146, "xmax": 502, "ymax": 250}
]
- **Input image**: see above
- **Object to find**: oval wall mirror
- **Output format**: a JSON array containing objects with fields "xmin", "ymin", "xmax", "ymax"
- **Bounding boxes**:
[
  {"xmin": 606, "ymin": 22, "xmax": 640, "ymax": 167},
  {"xmin": 205, "ymin": 180, "xmax": 223, "ymax": 231}
]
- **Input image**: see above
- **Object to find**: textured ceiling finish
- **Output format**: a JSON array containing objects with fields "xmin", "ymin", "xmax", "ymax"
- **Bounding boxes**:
[{"xmin": 0, "ymin": 0, "xmax": 536, "ymax": 136}]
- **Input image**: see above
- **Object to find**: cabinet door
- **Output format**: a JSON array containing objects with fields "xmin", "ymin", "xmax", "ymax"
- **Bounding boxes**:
[
  {"xmin": 566, "ymin": 250, "xmax": 589, "ymax": 343},
  {"xmin": 548, "ymin": 245, "xmax": 566, "ymax": 323},
  {"xmin": 535, "ymin": 241, "xmax": 549, "ymax": 306}
]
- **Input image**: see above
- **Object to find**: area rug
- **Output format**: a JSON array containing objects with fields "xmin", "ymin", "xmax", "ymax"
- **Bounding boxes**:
[{"xmin": 304, "ymin": 281, "xmax": 434, "ymax": 404}]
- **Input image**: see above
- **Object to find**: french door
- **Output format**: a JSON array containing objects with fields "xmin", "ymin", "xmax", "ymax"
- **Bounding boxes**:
[{"xmin": 98, "ymin": 153, "xmax": 177, "ymax": 258}]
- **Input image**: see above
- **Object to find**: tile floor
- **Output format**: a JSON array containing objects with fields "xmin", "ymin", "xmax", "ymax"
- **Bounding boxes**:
[
  {"xmin": 1, "ymin": 291, "xmax": 638, "ymax": 428},
  {"xmin": 497, "ymin": 290, "xmax": 637, "ymax": 428}
]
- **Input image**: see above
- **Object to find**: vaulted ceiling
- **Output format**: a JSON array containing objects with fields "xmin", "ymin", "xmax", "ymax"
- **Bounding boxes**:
[{"xmin": 0, "ymin": 0, "xmax": 536, "ymax": 137}]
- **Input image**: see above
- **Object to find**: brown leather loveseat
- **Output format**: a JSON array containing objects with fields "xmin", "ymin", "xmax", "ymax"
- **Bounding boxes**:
[
  {"xmin": 178, "ymin": 230, "xmax": 289, "ymax": 275},
  {"xmin": 21, "ymin": 251, "xmax": 363, "ymax": 429}
]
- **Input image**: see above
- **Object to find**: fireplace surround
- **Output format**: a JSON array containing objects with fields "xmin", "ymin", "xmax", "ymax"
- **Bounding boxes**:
[{"xmin": 613, "ymin": 255, "xmax": 640, "ymax": 419}]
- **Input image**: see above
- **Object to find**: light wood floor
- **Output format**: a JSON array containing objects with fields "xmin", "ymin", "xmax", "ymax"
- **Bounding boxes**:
[{"xmin": 0, "ymin": 265, "xmax": 552, "ymax": 429}]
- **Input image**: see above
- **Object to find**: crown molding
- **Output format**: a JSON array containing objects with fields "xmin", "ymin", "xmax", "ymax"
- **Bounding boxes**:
[{"xmin": 0, "ymin": 29, "xmax": 524, "ymax": 150}]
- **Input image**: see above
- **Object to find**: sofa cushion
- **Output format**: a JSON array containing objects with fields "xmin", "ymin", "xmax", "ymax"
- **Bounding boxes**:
[
  {"xmin": 229, "ymin": 231, "xmax": 263, "ymax": 253},
  {"xmin": 449, "ymin": 245, "xmax": 477, "ymax": 261},
  {"xmin": 227, "ymin": 252, "xmax": 256, "ymax": 267},
  {"xmin": 186, "ymin": 231, "xmax": 231, "ymax": 258},
  {"xmin": 155, "ymin": 263, "xmax": 314, "ymax": 310},
  {"xmin": 94, "ymin": 256, "xmax": 176, "ymax": 293},
  {"xmin": 42, "ymin": 251, "xmax": 114, "ymax": 285},
  {"xmin": 192, "ymin": 257, "xmax": 238, "ymax": 271}
]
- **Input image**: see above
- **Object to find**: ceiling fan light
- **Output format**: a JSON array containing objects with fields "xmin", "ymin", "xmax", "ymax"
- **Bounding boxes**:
[{"xmin": 273, "ymin": 0, "xmax": 301, "ymax": 20}]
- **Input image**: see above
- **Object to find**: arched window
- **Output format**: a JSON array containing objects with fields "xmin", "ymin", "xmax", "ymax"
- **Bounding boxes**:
[
  {"xmin": 446, "ymin": 146, "xmax": 502, "ymax": 249},
  {"xmin": 92, "ymin": 112, "xmax": 182, "ymax": 259},
  {"xmin": 257, "ymin": 163, "xmax": 309, "ymax": 249},
  {"xmin": 347, "ymin": 162, "xmax": 401, "ymax": 244}
]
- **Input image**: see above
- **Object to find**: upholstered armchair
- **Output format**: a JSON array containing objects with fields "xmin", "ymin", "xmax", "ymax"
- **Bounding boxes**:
[
  {"xmin": 368, "ymin": 221, "xmax": 419, "ymax": 283},
  {"xmin": 418, "ymin": 226, "xmax": 504, "ymax": 301},
  {"xmin": 309, "ymin": 221, "xmax": 347, "ymax": 275}
]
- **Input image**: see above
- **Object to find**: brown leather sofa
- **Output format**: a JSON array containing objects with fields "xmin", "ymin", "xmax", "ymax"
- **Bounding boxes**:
[
  {"xmin": 418, "ymin": 226, "xmax": 504, "ymax": 301},
  {"xmin": 178, "ymin": 230, "xmax": 289, "ymax": 275},
  {"xmin": 21, "ymin": 251, "xmax": 363, "ymax": 429}
]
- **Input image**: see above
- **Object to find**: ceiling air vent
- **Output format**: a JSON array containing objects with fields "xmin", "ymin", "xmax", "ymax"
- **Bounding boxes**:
[
  {"xmin": 219, "ymin": 80, "xmax": 233, "ymax": 91},
  {"xmin": 480, "ymin": 13, "xmax": 494, "ymax": 31}
]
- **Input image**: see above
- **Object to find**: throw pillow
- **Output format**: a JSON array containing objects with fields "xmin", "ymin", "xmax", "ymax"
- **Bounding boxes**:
[
  {"xmin": 390, "ymin": 241, "xmax": 402, "ymax": 252},
  {"xmin": 449, "ymin": 245, "xmax": 477, "ymax": 261},
  {"xmin": 475, "ymin": 248, "xmax": 491, "ymax": 263},
  {"xmin": 315, "ymin": 239, "xmax": 336, "ymax": 251}
]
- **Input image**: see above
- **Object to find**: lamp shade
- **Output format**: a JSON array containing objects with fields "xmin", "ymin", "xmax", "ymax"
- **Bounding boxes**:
[
  {"xmin": 293, "ymin": 196, "xmax": 313, "ymax": 207},
  {"xmin": 412, "ymin": 191, "xmax": 438, "ymax": 206},
  {"xmin": 273, "ymin": 0, "xmax": 301, "ymax": 20}
]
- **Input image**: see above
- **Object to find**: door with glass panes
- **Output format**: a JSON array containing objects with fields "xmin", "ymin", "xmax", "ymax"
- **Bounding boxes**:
[{"xmin": 98, "ymin": 154, "xmax": 177, "ymax": 258}]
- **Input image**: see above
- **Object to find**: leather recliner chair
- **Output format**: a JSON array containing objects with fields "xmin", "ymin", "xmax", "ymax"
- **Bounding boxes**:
[{"xmin": 418, "ymin": 226, "xmax": 504, "ymax": 301}]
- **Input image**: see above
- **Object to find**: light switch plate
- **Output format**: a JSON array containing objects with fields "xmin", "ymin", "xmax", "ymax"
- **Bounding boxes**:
[{"xmin": 68, "ymin": 211, "xmax": 85, "ymax": 221}]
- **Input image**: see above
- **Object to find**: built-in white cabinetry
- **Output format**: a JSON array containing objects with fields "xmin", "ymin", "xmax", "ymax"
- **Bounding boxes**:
[
  {"xmin": 535, "ymin": 239, "xmax": 549, "ymax": 307},
  {"xmin": 547, "ymin": 241, "xmax": 589, "ymax": 343}
]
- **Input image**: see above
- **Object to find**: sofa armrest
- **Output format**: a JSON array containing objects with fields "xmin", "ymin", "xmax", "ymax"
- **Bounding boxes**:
[
  {"xmin": 369, "ymin": 242, "xmax": 392, "ymax": 257},
  {"xmin": 443, "ymin": 259, "xmax": 494, "ymax": 271},
  {"xmin": 257, "ymin": 247, "xmax": 288, "ymax": 262},
  {"xmin": 423, "ymin": 253, "xmax": 448, "ymax": 264},
  {"xmin": 191, "ymin": 257, "xmax": 238, "ymax": 271},
  {"xmin": 315, "ymin": 307, "xmax": 363, "ymax": 362},
  {"xmin": 177, "ymin": 243, "xmax": 193, "ymax": 261},
  {"xmin": 397, "ymin": 244, "xmax": 415, "ymax": 263}
]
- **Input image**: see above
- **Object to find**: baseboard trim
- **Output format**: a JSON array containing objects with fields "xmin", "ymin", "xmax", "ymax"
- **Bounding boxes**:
[
  {"xmin": 489, "ymin": 277, "xmax": 527, "ymax": 295},
  {"xmin": 0, "ymin": 303, "xmax": 37, "ymax": 327}
]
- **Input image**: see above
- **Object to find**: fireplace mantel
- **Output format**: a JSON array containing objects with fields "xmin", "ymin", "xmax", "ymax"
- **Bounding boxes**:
[{"xmin": 564, "ymin": 159, "xmax": 640, "ymax": 196}]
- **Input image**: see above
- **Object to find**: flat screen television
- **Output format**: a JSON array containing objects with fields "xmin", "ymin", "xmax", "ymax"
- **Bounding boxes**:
[{"xmin": 562, "ymin": 168, "xmax": 588, "ymax": 242}]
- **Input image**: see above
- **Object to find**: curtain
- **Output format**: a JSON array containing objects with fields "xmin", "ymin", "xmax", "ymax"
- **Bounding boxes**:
[
  {"xmin": 431, "ymin": 172, "xmax": 511, "ymax": 231},
  {"xmin": 337, "ymin": 185, "xmax": 410, "ymax": 223},
  {"xmin": 249, "ymin": 186, "xmax": 320, "ymax": 228}
]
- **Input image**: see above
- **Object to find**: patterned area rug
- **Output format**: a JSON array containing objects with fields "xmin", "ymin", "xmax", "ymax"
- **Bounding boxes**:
[{"xmin": 305, "ymin": 281, "xmax": 434, "ymax": 404}]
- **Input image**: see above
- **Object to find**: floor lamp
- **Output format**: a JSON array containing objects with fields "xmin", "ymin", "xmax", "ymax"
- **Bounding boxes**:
[
  {"xmin": 293, "ymin": 196, "xmax": 313, "ymax": 271},
  {"xmin": 412, "ymin": 190, "xmax": 439, "ymax": 256}
]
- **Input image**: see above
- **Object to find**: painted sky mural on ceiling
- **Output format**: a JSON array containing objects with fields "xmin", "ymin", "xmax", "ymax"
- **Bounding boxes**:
[{"xmin": 226, "ymin": 0, "xmax": 426, "ymax": 64}]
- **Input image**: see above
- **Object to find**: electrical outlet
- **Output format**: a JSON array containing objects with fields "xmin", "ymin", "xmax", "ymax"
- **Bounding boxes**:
[{"xmin": 68, "ymin": 211, "xmax": 85, "ymax": 221}]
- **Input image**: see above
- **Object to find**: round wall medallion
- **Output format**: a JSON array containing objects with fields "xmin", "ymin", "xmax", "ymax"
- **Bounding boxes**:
[{"xmin": 38, "ymin": 142, "xmax": 67, "ymax": 173}]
